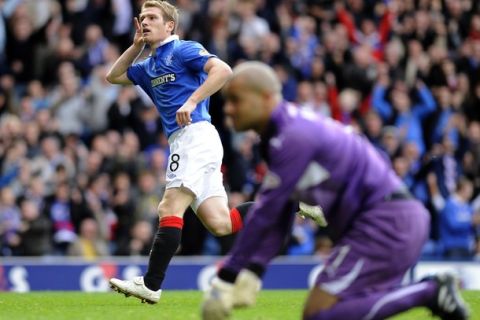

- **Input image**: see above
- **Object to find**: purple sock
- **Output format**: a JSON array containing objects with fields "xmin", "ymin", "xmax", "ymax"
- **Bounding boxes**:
[{"xmin": 306, "ymin": 280, "xmax": 437, "ymax": 320}]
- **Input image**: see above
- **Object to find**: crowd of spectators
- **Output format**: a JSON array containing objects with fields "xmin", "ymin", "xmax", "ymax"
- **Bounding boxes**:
[{"xmin": 0, "ymin": 0, "xmax": 480, "ymax": 261}]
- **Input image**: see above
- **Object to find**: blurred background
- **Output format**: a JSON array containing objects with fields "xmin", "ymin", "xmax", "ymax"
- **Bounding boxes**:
[{"xmin": 0, "ymin": 0, "xmax": 479, "ymax": 265}]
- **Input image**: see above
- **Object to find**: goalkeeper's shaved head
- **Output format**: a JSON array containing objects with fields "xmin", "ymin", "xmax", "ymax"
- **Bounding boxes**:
[
  {"xmin": 223, "ymin": 61, "xmax": 284, "ymax": 133},
  {"xmin": 231, "ymin": 61, "xmax": 282, "ymax": 98}
]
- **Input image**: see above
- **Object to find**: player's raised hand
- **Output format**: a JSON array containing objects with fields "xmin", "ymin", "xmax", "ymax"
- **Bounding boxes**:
[
  {"xmin": 176, "ymin": 99, "xmax": 196, "ymax": 127},
  {"xmin": 133, "ymin": 17, "xmax": 144, "ymax": 46}
]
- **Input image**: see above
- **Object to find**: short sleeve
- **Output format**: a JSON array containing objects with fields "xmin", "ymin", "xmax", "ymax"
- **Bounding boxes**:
[
  {"xmin": 176, "ymin": 41, "xmax": 216, "ymax": 72},
  {"xmin": 127, "ymin": 62, "xmax": 145, "ymax": 85}
]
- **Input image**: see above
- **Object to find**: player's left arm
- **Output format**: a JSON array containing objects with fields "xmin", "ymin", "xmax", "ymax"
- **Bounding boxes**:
[{"xmin": 176, "ymin": 57, "xmax": 232, "ymax": 126}]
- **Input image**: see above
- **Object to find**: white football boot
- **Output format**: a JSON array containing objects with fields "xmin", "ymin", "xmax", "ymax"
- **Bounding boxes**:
[
  {"xmin": 109, "ymin": 276, "xmax": 161, "ymax": 304},
  {"xmin": 297, "ymin": 202, "xmax": 328, "ymax": 227}
]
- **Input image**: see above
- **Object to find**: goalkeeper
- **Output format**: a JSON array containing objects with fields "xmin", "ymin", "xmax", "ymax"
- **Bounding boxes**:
[{"xmin": 202, "ymin": 61, "xmax": 469, "ymax": 320}]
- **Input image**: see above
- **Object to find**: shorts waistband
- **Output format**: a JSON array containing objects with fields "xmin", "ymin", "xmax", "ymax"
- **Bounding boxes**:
[{"xmin": 168, "ymin": 121, "xmax": 211, "ymax": 144}]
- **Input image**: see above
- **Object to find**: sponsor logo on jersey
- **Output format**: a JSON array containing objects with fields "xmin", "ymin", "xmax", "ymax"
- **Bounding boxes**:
[{"xmin": 151, "ymin": 73, "xmax": 176, "ymax": 87}]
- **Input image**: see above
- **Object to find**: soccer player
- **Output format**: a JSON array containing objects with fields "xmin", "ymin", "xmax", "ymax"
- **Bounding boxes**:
[
  {"xmin": 105, "ymin": 0, "xmax": 251, "ymax": 304},
  {"xmin": 202, "ymin": 61, "xmax": 470, "ymax": 320}
]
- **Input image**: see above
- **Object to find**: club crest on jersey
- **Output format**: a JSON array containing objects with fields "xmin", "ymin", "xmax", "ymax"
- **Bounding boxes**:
[
  {"xmin": 164, "ymin": 54, "xmax": 173, "ymax": 66},
  {"xmin": 151, "ymin": 73, "xmax": 176, "ymax": 87}
]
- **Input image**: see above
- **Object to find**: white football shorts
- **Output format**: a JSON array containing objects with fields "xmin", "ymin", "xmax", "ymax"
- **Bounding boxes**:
[{"xmin": 166, "ymin": 121, "xmax": 228, "ymax": 212}]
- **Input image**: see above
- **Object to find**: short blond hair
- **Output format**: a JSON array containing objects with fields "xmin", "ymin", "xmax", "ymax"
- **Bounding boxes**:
[{"xmin": 142, "ymin": 0, "xmax": 179, "ymax": 34}]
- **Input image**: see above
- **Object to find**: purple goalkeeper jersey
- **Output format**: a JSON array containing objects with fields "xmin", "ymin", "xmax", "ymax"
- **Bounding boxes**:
[{"xmin": 224, "ymin": 102, "xmax": 404, "ymax": 273}]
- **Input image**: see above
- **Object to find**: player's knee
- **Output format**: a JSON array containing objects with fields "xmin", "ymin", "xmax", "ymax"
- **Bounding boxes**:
[
  {"xmin": 303, "ymin": 305, "xmax": 329, "ymax": 320},
  {"xmin": 206, "ymin": 220, "xmax": 230, "ymax": 236},
  {"xmin": 303, "ymin": 287, "xmax": 338, "ymax": 320},
  {"xmin": 303, "ymin": 303, "xmax": 338, "ymax": 320},
  {"xmin": 157, "ymin": 201, "xmax": 184, "ymax": 218}
]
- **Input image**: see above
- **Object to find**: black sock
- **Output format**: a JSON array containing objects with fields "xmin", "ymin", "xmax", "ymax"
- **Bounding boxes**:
[
  {"xmin": 218, "ymin": 267, "xmax": 239, "ymax": 284},
  {"xmin": 143, "ymin": 217, "xmax": 183, "ymax": 291},
  {"xmin": 246, "ymin": 263, "xmax": 265, "ymax": 278}
]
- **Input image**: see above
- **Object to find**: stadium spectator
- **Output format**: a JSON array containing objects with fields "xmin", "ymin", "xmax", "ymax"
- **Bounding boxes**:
[
  {"xmin": 463, "ymin": 81, "xmax": 480, "ymax": 122},
  {"xmin": 403, "ymin": 142, "xmax": 433, "ymax": 205},
  {"xmin": 5, "ymin": 3, "xmax": 41, "ymax": 84},
  {"xmin": 202, "ymin": 61, "xmax": 469, "ymax": 320},
  {"xmin": 46, "ymin": 182, "xmax": 76, "ymax": 255},
  {"xmin": 429, "ymin": 136, "xmax": 461, "ymax": 203},
  {"xmin": 23, "ymin": 175, "xmax": 47, "ymax": 211},
  {"xmin": 110, "ymin": 0, "xmax": 135, "ymax": 52},
  {"xmin": 83, "ymin": 173, "xmax": 117, "ymax": 243},
  {"xmin": 115, "ymin": 220, "xmax": 154, "ymax": 256},
  {"xmin": 48, "ymin": 62, "xmax": 88, "ymax": 136},
  {"xmin": 17, "ymin": 198, "xmax": 51, "ymax": 256},
  {"xmin": 110, "ymin": 170, "xmax": 135, "ymax": 252},
  {"xmin": 372, "ymin": 79, "xmax": 436, "ymax": 155},
  {"xmin": 0, "ymin": 186, "xmax": 21, "ymax": 256},
  {"xmin": 77, "ymin": 24, "xmax": 109, "ymax": 77},
  {"xmin": 67, "ymin": 217, "xmax": 109, "ymax": 260},
  {"xmin": 106, "ymin": 86, "xmax": 140, "ymax": 134},
  {"xmin": 286, "ymin": 15, "xmax": 319, "ymax": 79},
  {"xmin": 439, "ymin": 177, "xmax": 480, "ymax": 259},
  {"xmin": 81, "ymin": 65, "xmax": 120, "ymax": 135},
  {"xmin": 431, "ymin": 86, "xmax": 461, "ymax": 148},
  {"xmin": 134, "ymin": 169, "xmax": 163, "ymax": 224},
  {"xmin": 362, "ymin": 110, "xmax": 384, "ymax": 149},
  {"xmin": 335, "ymin": 0, "xmax": 395, "ymax": 61},
  {"xmin": 465, "ymin": 121, "xmax": 480, "ymax": 194}
]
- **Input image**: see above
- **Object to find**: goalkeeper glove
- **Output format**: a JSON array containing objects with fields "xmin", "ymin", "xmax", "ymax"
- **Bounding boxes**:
[
  {"xmin": 202, "ymin": 276, "xmax": 234, "ymax": 320},
  {"xmin": 233, "ymin": 269, "xmax": 262, "ymax": 308}
]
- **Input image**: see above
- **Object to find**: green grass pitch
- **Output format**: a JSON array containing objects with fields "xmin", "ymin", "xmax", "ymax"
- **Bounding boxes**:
[{"xmin": 0, "ymin": 290, "xmax": 478, "ymax": 319}]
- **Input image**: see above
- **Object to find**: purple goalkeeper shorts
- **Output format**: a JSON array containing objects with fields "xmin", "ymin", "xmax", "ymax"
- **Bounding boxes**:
[{"xmin": 315, "ymin": 199, "xmax": 430, "ymax": 299}]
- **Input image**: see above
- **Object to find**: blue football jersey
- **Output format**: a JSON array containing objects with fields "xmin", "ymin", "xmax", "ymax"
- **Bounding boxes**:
[{"xmin": 127, "ymin": 36, "xmax": 216, "ymax": 138}]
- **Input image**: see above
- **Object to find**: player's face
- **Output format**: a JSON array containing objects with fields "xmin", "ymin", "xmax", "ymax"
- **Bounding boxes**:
[
  {"xmin": 139, "ymin": 7, "xmax": 174, "ymax": 44},
  {"xmin": 224, "ymin": 78, "xmax": 266, "ymax": 132}
]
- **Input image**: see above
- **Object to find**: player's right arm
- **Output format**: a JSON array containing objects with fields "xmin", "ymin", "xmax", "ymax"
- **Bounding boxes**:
[
  {"xmin": 106, "ymin": 17, "xmax": 144, "ymax": 85},
  {"xmin": 224, "ymin": 128, "xmax": 317, "ymax": 271}
]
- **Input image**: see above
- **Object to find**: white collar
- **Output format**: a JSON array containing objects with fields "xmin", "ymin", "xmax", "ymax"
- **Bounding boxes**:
[{"xmin": 158, "ymin": 35, "xmax": 179, "ymax": 47}]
